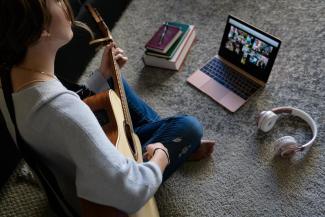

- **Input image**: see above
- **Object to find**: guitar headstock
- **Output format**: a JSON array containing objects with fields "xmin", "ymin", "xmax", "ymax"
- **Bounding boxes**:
[{"xmin": 85, "ymin": 4, "xmax": 113, "ymax": 46}]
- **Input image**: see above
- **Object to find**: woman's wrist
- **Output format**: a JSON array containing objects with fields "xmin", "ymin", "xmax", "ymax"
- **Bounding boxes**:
[
  {"xmin": 85, "ymin": 69, "xmax": 110, "ymax": 93},
  {"xmin": 150, "ymin": 148, "xmax": 170, "ymax": 172},
  {"xmin": 153, "ymin": 148, "xmax": 170, "ymax": 165},
  {"xmin": 98, "ymin": 68, "xmax": 112, "ymax": 80}
]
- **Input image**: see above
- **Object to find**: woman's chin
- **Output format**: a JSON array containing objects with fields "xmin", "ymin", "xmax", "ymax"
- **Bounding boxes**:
[
  {"xmin": 67, "ymin": 30, "xmax": 74, "ymax": 41},
  {"xmin": 68, "ymin": 33, "xmax": 74, "ymax": 42},
  {"xmin": 61, "ymin": 31, "xmax": 74, "ymax": 46}
]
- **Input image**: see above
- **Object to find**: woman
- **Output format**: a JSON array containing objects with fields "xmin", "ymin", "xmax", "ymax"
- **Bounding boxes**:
[{"xmin": 0, "ymin": 0, "xmax": 215, "ymax": 215}]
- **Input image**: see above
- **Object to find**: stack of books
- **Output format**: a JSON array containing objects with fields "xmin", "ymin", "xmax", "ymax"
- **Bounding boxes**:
[{"xmin": 143, "ymin": 22, "xmax": 196, "ymax": 70}]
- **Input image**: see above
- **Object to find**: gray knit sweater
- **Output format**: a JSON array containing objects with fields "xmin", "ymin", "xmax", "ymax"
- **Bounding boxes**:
[{"xmin": 0, "ymin": 73, "xmax": 162, "ymax": 214}]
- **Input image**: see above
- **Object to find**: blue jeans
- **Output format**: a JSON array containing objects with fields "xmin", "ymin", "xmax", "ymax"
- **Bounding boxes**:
[{"xmin": 108, "ymin": 77, "xmax": 203, "ymax": 181}]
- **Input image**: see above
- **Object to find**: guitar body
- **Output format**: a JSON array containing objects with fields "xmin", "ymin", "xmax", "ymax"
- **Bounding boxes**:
[
  {"xmin": 108, "ymin": 90, "xmax": 142, "ymax": 160},
  {"xmin": 83, "ymin": 89, "xmax": 160, "ymax": 217}
]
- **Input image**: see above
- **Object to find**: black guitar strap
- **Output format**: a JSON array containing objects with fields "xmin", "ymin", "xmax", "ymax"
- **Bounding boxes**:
[
  {"xmin": 0, "ymin": 66, "xmax": 79, "ymax": 217},
  {"xmin": 58, "ymin": 75, "xmax": 95, "ymax": 100}
]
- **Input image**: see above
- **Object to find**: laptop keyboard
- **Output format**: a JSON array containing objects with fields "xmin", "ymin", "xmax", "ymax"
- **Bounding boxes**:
[{"xmin": 200, "ymin": 57, "xmax": 260, "ymax": 100}]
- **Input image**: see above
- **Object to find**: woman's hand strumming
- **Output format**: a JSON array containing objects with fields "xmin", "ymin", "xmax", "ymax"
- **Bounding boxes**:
[{"xmin": 145, "ymin": 143, "xmax": 170, "ymax": 172}]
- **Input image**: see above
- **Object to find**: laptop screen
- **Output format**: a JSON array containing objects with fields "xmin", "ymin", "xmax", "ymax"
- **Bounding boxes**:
[{"xmin": 219, "ymin": 15, "xmax": 281, "ymax": 83}]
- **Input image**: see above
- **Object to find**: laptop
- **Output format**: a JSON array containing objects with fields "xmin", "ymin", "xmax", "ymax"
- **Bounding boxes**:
[{"xmin": 187, "ymin": 15, "xmax": 281, "ymax": 112}]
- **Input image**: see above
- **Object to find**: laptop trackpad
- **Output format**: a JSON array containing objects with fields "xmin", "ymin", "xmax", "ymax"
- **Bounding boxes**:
[
  {"xmin": 187, "ymin": 71, "xmax": 211, "ymax": 87},
  {"xmin": 200, "ymin": 79, "xmax": 229, "ymax": 101},
  {"xmin": 220, "ymin": 92, "xmax": 246, "ymax": 112}
]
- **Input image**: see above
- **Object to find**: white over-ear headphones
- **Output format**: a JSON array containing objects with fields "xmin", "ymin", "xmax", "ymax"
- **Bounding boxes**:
[{"xmin": 257, "ymin": 106, "xmax": 318, "ymax": 158}]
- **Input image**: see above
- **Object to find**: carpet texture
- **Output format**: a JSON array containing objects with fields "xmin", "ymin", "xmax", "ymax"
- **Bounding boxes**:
[{"xmin": 1, "ymin": 0, "xmax": 324, "ymax": 216}]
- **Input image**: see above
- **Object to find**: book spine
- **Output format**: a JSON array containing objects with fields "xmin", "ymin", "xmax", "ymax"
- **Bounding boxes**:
[
  {"xmin": 170, "ymin": 26, "xmax": 194, "ymax": 62},
  {"xmin": 143, "ymin": 54, "xmax": 177, "ymax": 70},
  {"xmin": 175, "ymin": 29, "xmax": 196, "ymax": 70}
]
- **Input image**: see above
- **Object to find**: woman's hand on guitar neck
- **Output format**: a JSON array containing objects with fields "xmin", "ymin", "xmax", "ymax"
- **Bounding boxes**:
[
  {"xmin": 99, "ymin": 43, "xmax": 128, "ymax": 79},
  {"xmin": 145, "ymin": 143, "xmax": 170, "ymax": 173}
]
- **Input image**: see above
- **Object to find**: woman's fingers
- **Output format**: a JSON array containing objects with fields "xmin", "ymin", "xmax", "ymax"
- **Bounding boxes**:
[
  {"xmin": 113, "ymin": 47, "xmax": 124, "ymax": 55},
  {"xmin": 114, "ymin": 53, "xmax": 128, "ymax": 68},
  {"xmin": 114, "ymin": 53, "xmax": 126, "ymax": 60},
  {"xmin": 143, "ymin": 151, "xmax": 152, "ymax": 161},
  {"xmin": 101, "ymin": 43, "xmax": 114, "ymax": 65},
  {"xmin": 104, "ymin": 43, "xmax": 114, "ymax": 55},
  {"xmin": 101, "ymin": 43, "xmax": 128, "ymax": 71},
  {"xmin": 114, "ymin": 54, "xmax": 128, "ymax": 63}
]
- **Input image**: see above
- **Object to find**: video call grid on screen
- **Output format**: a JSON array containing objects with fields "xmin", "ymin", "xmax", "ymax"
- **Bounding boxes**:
[{"xmin": 219, "ymin": 16, "xmax": 281, "ymax": 82}]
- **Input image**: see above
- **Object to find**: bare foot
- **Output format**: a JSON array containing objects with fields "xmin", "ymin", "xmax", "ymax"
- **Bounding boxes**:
[{"xmin": 188, "ymin": 139, "xmax": 215, "ymax": 161}]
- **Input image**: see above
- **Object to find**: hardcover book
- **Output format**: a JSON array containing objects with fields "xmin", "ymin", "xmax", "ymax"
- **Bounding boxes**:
[
  {"xmin": 143, "ymin": 25, "xmax": 196, "ymax": 70},
  {"xmin": 145, "ymin": 24, "xmax": 182, "ymax": 54},
  {"xmin": 145, "ymin": 22, "xmax": 191, "ymax": 59}
]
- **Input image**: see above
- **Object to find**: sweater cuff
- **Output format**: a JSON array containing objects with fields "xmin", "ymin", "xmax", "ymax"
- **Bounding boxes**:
[
  {"xmin": 144, "ymin": 161, "xmax": 163, "ymax": 185},
  {"xmin": 85, "ymin": 69, "xmax": 110, "ymax": 93}
]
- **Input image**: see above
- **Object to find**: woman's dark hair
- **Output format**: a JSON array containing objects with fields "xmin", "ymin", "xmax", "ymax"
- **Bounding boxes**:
[{"xmin": 0, "ymin": 0, "xmax": 74, "ymax": 69}]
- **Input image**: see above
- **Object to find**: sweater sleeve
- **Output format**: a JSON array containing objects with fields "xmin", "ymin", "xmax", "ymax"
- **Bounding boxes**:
[
  {"xmin": 84, "ymin": 69, "xmax": 110, "ymax": 93},
  {"xmin": 49, "ymin": 93, "xmax": 162, "ymax": 213}
]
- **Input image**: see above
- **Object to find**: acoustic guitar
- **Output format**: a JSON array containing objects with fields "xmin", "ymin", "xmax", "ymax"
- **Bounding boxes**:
[{"xmin": 81, "ymin": 4, "xmax": 160, "ymax": 217}]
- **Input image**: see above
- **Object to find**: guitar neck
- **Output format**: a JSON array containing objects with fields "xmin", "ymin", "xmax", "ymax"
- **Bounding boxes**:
[
  {"xmin": 109, "ymin": 50, "xmax": 134, "ymax": 132},
  {"xmin": 85, "ymin": 4, "xmax": 135, "ymax": 132}
]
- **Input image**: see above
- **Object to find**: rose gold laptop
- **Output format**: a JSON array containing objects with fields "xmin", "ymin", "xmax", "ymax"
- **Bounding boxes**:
[{"xmin": 187, "ymin": 15, "xmax": 281, "ymax": 112}]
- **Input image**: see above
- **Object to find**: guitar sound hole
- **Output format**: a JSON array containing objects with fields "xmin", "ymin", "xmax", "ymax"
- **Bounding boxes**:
[
  {"xmin": 124, "ymin": 122, "xmax": 136, "ymax": 155},
  {"xmin": 94, "ymin": 109, "xmax": 110, "ymax": 126}
]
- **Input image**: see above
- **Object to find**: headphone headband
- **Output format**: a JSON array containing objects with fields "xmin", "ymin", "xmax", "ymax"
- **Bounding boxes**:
[{"xmin": 271, "ymin": 106, "xmax": 317, "ymax": 148}]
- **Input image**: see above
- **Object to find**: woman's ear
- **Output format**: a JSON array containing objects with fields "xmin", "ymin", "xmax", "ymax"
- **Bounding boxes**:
[{"xmin": 41, "ymin": 30, "xmax": 51, "ymax": 37}]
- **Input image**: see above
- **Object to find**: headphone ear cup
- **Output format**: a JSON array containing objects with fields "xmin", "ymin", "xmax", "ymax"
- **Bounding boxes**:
[
  {"xmin": 258, "ymin": 111, "xmax": 278, "ymax": 132},
  {"xmin": 274, "ymin": 136, "xmax": 299, "ymax": 158}
]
